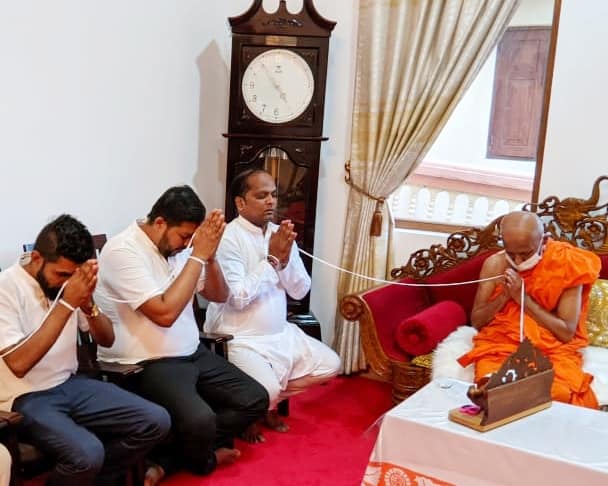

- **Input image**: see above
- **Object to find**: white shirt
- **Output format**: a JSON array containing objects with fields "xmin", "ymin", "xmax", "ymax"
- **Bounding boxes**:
[
  {"xmin": 205, "ymin": 216, "xmax": 311, "ymax": 336},
  {"xmin": 96, "ymin": 222, "xmax": 200, "ymax": 364},
  {"xmin": 0, "ymin": 264, "xmax": 86, "ymax": 411}
]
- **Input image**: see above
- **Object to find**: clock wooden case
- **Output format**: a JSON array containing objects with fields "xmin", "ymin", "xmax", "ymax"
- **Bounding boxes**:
[{"xmin": 224, "ymin": 0, "xmax": 335, "ymax": 319}]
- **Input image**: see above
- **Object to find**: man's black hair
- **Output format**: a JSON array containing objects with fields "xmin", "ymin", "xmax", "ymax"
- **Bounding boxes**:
[
  {"xmin": 147, "ymin": 185, "xmax": 206, "ymax": 226},
  {"xmin": 229, "ymin": 169, "xmax": 269, "ymax": 203},
  {"xmin": 33, "ymin": 214, "xmax": 94, "ymax": 264}
]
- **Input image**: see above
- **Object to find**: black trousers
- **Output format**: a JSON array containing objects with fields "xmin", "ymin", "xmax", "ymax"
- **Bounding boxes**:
[{"xmin": 135, "ymin": 343, "xmax": 268, "ymax": 475}]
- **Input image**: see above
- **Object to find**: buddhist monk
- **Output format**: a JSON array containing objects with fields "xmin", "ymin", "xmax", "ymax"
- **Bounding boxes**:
[{"xmin": 458, "ymin": 211, "xmax": 601, "ymax": 408}]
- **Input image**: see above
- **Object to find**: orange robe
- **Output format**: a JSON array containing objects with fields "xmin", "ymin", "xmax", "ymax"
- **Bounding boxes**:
[{"xmin": 458, "ymin": 240, "xmax": 601, "ymax": 409}]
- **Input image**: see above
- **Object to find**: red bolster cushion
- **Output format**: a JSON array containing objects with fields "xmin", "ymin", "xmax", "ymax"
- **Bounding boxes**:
[{"xmin": 395, "ymin": 300, "xmax": 468, "ymax": 356}]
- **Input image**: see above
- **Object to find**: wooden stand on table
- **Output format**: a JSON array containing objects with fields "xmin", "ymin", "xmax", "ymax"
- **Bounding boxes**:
[{"xmin": 448, "ymin": 339, "xmax": 554, "ymax": 432}]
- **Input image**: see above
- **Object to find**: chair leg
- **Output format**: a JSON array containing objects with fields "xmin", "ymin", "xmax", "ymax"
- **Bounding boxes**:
[
  {"xmin": 277, "ymin": 399, "xmax": 289, "ymax": 417},
  {"xmin": 3, "ymin": 430, "xmax": 22, "ymax": 486},
  {"xmin": 124, "ymin": 458, "xmax": 145, "ymax": 486}
]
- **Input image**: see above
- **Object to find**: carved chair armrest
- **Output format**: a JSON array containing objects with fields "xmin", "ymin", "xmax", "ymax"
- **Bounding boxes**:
[
  {"xmin": 97, "ymin": 361, "xmax": 143, "ymax": 378},
  {"xmin": 340, "ymin": 292, "xmax": 393, "ymax": 378},
  {"xmin": 199, "ymin": 332, "xmax": 234, "ymax": 344},
  {"xmin": 199, "ymin": 332, "xmax": 234, "ymax": 360},
  {"xmin": 0, "ymin": 410, "xmax": 22, "ymax": 428}
]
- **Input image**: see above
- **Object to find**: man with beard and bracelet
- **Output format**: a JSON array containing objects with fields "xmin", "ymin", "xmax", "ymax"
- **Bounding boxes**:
[
  {"xmin": 0, "ymin": 215, "xmax": 171, "ymax": 486},
  {"xmin": 96, "ymin": 186, "xmax": 268, "ymax": 481}
]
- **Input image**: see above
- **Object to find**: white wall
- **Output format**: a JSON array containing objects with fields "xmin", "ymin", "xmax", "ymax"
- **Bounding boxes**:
[
  {"xmin": 0, "ymin": 0, "xmax": 357, "ymax": 344},
  {"xmin": 539, "ymin": 0, "xmax": 608, "ymax": 200}
]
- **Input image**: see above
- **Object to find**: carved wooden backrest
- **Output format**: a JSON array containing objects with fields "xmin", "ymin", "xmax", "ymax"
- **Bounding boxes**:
[{"xmin": 392, "ymin": 176, "xmax": 608, "ymax": 281}]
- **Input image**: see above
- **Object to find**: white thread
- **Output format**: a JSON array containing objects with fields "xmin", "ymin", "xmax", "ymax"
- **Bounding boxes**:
[
  {"xmin": 1, "ymin": 243, "xmax": 509, "ymax": 360},
  {"xmin": 0, "ymin": 280, "xmax": 69, "ymax": 359},
  {"xmin": 296, "ymin": 248, "xmax": 530, "ymax": 345},
  {"xmin": 1, "ymin": 232, "xmax": 199, "ymax": 359},
  {"xmin": 58, "ymin": 299, "xmax": 75, "ymax": 313},
  {"xmin": 297, "ymin": 248, "xmax": 502, "ymax": 287},
  {"xmin": 520, "ymin": 279, "xmax": 525, "ymax": 342},
  {"xmin": 188, "ymin": 255, "xmax": 207, "ymax": 267}
]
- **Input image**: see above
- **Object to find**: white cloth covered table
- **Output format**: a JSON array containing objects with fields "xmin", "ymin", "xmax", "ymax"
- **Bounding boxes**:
[{"xmin": 363, "ymin": 379, "xmax": 608, "ymax": 486}]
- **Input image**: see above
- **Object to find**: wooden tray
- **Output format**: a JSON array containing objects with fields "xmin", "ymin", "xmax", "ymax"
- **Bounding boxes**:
[{"xmin": 449, "ymin": 401, "xmax": 552, "ymax": 432}]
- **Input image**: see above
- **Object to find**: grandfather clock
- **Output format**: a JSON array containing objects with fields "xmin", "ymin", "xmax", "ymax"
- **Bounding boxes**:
[{"xmin": 223, "ymin": 0, "xmax": 335, "ymax": 334}]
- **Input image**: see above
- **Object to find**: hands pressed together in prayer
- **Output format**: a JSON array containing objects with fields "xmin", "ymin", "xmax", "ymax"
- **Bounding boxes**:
[
  {"xmin": 269, "ymin": 220, "xmax": 297, "ymax": 269},
  {"xmin": 503, "ymin": 268, "xmax": 524, "ymax": 305},
  {"xmin": 63, "ymin": 259, "xmax": 98, "ymax": 311},
  {"xmin": 191, "ymin": 209, "xmax": 226, "ymax": 262}
]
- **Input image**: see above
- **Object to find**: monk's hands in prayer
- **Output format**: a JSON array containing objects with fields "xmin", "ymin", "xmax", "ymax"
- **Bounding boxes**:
[
  {"xmin": 269, "ymin": 220, "xmax": 297, "ymax": 267},
  {"xmin": 192, "ymin": 209, "xmax": 226, "ymax": 261},
  {"xmin": 503, "ymin": 268, "xmax": 523, "ymax": 304},
  {"xmin": 63, "ymin": 259, "xmax": 98, "ymax": 309}
]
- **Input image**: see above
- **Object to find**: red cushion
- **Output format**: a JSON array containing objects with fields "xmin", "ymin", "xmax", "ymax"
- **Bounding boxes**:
[
  {"xmin": 426, "ymin": 252, "xmax": 496, "ymax": 317},
  {"xmin": 362, "ymin": 280, "xmax": 430, "ymax": 361},
  {"xmin": 394, "ymin": 301, "xmax": 468, "ymax": 356}
]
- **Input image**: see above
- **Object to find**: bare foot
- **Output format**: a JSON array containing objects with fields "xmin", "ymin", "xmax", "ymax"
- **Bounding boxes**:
[
  {"xmin": 215, "ymin": 447, "xmax": 241, "ymax": 466},
  {"xmin": 264, "ymin": 410, "xmax": 289, "ymax": 432},
  {"xmin": 240, "ymin": 422, "xmax": 266, "ymax": 443},
  {"xmin": 144, "ymin": 463, "xmax": 165, "ymax": 486}
]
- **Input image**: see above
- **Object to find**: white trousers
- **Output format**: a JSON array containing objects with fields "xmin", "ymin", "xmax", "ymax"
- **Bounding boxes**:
[
  {"xmin": 228, "ymin": 324, "xmax": 341, "ymax": 409},
  {"xmin": 0, "ymin": 443, "xmax": 11, "ymax": 486}
]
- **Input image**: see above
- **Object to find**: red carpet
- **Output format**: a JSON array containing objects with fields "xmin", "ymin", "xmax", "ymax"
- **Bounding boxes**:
[{"xmin": 26, "ymin": 376, "xmax": 392, "ymax": 486}]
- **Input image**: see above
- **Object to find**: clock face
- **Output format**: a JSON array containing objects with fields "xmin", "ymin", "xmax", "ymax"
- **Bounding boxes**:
[{"xmin": 242, "ymin": 49, "xmax": 315, "ymax": 124}]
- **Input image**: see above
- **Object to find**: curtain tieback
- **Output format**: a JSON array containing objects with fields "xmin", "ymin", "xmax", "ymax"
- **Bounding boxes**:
[{"xmin": 344, "ymin": 161, "xmax": 385, "ymax": 237}]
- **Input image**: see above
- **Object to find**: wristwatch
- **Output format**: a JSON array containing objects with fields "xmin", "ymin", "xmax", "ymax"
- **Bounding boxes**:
[{"xmin": 83, "ymin": 303, "xmax": 101, "ymax": 318}]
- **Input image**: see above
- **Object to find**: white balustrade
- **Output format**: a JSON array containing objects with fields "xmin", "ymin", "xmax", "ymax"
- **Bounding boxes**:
[{"xmin": 391, "ymin": 184, "xmax": 526, "ymax": 227}]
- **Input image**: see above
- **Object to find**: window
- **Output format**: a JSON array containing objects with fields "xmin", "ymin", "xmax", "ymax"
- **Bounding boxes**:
[{"xmin": 392, "ymin": 0, "xmax": 557, "ymax": 232}]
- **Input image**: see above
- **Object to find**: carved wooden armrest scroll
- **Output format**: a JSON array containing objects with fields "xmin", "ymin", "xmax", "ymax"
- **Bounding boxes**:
[
  {"xmin": 391, "ymin": 220, "xmax": 503, "ymax": 281},
  {"xmin": 340, "ymin": 294, "xmax": 365, "ymax": 321}
]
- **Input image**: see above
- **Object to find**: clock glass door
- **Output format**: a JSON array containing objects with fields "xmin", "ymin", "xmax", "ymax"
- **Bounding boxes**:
[
  {"xmin": 263, "ymin": 147, "xmax": 308, "ymax": 246},
  {"xmin": 227, "ymin": 145, "xmax": 317, "ymax": 315}
]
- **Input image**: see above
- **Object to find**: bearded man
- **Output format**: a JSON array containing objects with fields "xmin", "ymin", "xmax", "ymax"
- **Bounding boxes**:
[{"xmin": 96, "ymin": 186, "xmax": 268, "ymax": 479}]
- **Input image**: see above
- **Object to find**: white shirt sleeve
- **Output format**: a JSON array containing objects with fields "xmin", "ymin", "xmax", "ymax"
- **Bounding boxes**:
[
  {"xmin": 277, "ymin": 242, "xmax": 311, "ymax": 300},
  {"xmin": 98, "ymin": 247, "xmax": 165, "ymax": 310},
  {"xmin": 0, "ymin": 285, "xmax": 25, "ymax": 351},
  {"xmin": 218, "ymin": 231, "xmax": 280, "ymax": 311}
]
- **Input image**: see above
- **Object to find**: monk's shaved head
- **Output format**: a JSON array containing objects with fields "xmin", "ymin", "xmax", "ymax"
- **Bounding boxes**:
[
  {"xmin": 499, "ymin": 211, "xmax": 546, "ymax": 267},
  {"xmin": 500, "ymin": 211, "xmax": 544, "ymax": 242}
]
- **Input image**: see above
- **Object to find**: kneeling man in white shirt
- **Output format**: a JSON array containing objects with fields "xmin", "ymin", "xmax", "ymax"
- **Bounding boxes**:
[{"xmin": 205, "ymin": 169, "xmax": 340, "ymax": 440}]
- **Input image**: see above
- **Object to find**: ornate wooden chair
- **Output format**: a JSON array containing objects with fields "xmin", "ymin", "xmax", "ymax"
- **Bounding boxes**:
[{"xmin": 341, "ymin": 176, "xmax": 608, "ymax": 402}]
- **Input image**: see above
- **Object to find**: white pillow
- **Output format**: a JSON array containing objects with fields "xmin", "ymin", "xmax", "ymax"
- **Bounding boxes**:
[
  {"xmin": 582, "ymin": 346, "xmax": 608, "ymax": 406},
  {"xmin": 431, "ymin": 325, "xmax": 476, "ymax": 382}
]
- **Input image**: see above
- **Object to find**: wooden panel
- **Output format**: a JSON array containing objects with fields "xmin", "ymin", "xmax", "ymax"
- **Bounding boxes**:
[{"xmin": 488, "ymin": 27, "xmax": 551, "ymax": 160}]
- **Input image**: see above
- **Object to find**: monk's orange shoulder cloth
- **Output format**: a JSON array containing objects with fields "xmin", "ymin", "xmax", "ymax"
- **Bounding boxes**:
[{"xmin": 458, "ymin": 240, "xmax": 601, "ymax": 408}]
